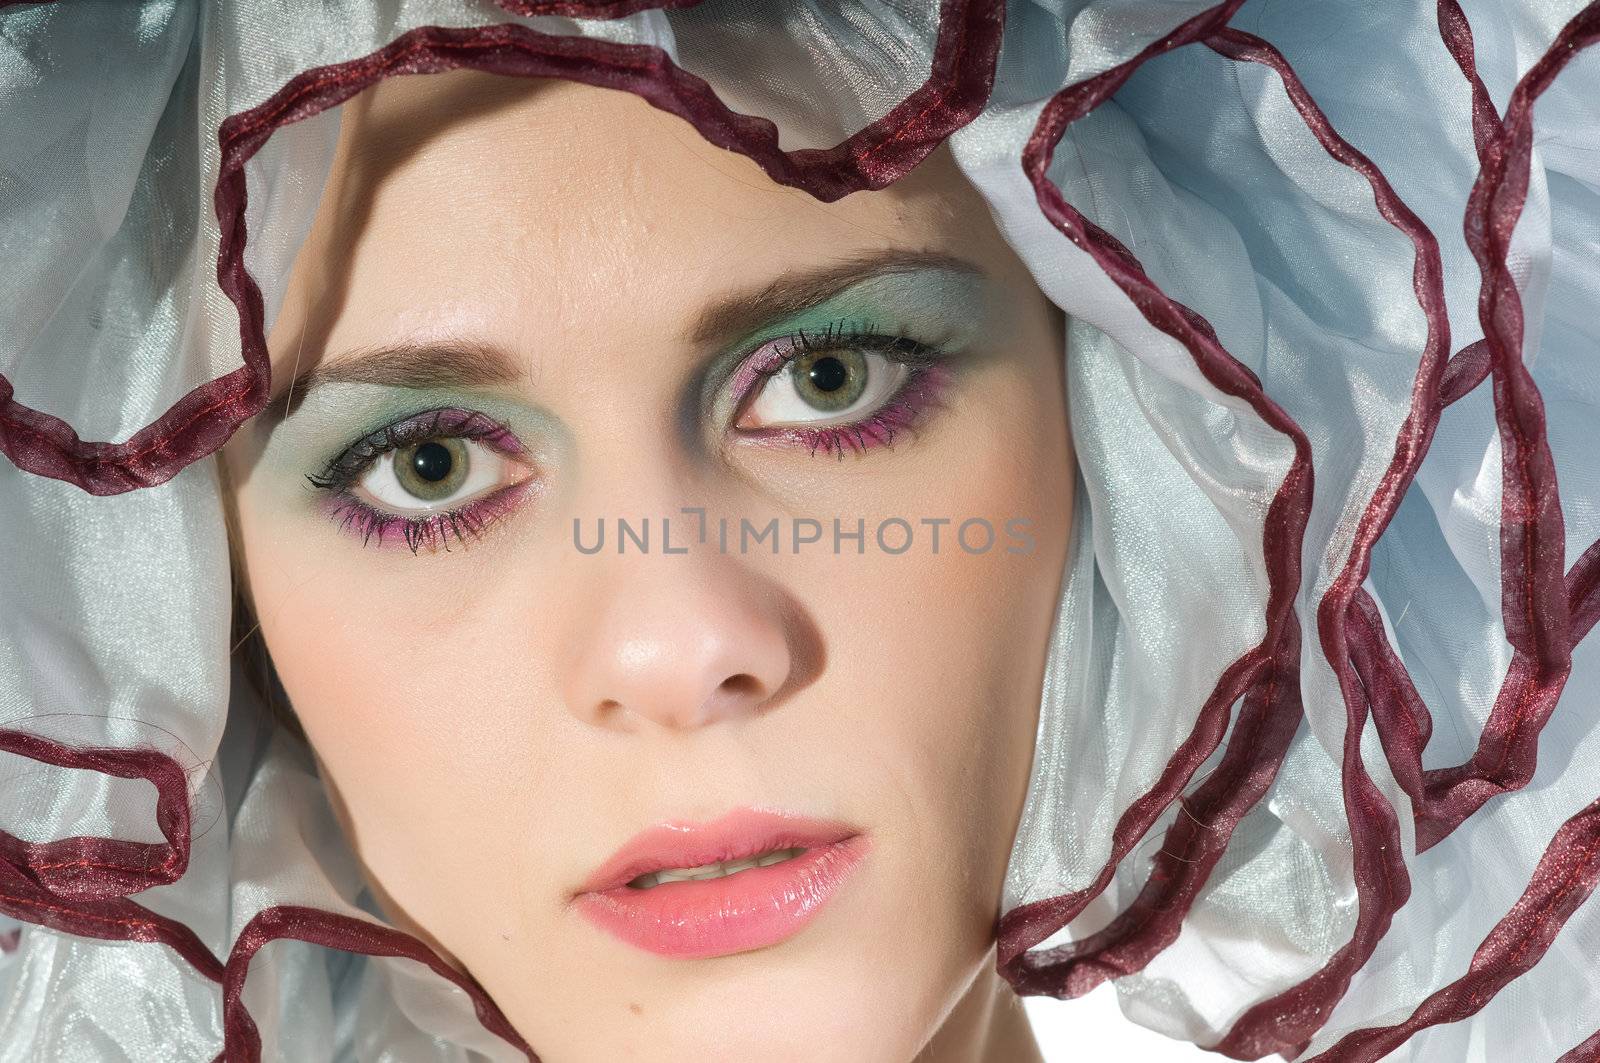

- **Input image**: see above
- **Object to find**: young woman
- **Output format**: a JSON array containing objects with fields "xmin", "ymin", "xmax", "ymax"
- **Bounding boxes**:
[
  {"xmin": 2, "ymin": 2, "xmax": 1597, "ymax": 1061},
  {"xmin": 221, "ymin": 70, "xmax": 1073, "ymax": 1061}
]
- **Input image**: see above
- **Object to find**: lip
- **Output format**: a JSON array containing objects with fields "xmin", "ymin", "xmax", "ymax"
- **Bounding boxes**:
[{"xmin": 572, "ymin": 807, "xmax": 869, "ymax": 959}]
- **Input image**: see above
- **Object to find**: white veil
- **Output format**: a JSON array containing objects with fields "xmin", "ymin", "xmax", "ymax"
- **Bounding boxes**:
[{"xmin": 2, "ymin": 1, "xmax": 1598, "ymax": 1059}]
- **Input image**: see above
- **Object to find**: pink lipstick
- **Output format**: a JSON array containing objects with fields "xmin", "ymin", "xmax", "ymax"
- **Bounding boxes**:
[{"xmin": 571, "ymin": 807, "xmax": 869, "ymax": 959}]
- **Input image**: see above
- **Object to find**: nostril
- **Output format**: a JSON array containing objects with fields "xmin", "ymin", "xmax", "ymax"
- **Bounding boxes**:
[
  {"xmin": 717, "ymin": 673, "xmax": 764, "ymax": 701},
  {"xmin": 692, "ymin": 673, "xmax": 770, "ymax": 724}
]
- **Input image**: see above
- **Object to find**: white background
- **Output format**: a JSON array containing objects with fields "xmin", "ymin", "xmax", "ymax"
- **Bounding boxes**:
[{"xmin": 1025, "ymin": 984, "xmax": 1214, "ymax": 1060}]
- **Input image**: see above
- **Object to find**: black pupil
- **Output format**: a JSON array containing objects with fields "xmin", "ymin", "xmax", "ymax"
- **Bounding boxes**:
[
  {"xmin": 410, "ymin": 442, "xmax": 454, "ymax": 483},
  {"xmin": 808, "ymin": 356, "xmax": 849, "ymax": 393}
]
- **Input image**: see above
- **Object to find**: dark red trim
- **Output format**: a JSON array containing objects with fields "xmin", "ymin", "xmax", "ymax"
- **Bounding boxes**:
[
  {"xmin": 0, "ymin": 731, "xmax": 192, "ymax": 898},
  {"xmin": 1168, "ymin": 9, "xmax": 1600, "ymax": 1056},
  {"xmin": 222, "ymin": 905, "xmax": 534, "ymax": 1062},
  {"xmin": 0, "ymin": 729, "xmax": 223, "ymax": 983},
  {"xmin": 1215, "ymin": 6, "xmax": 1600, "ymax": 1052},
  {"xmin": 1437, "ymin": 0, "xmax": 1500, "ymax": 415},
  {"xmin": 1412, "ymin": 534, "xmax": 1600, "ymax": 850},
  {"xmin": 0, "ymin": 856, "xmax": 223, "ymax": 983},
  {"xmin": 1302, "ymin": 795, "xmax": 1600, "ymax": 1062},
  {"xmin": 0, "ymin": 0, "xmax": 1000, "ymax": 496},
  {"xmin": 1560, "ymin": 1027, "xmax": 1600, "ymax": 1063},
  {"xmin": 1011, "ymin": 18, "xmax": 1457, "ymax": 1017},
  {"xmin": 1436, "ymin": 0, "xmax": 1504, "ymax": 162},
  {"xmin": 1002, "ymin": 627, "xmax": 1305, "ymax": 999},
  {"xmin": 993, "ymin": 0, "xmax": 1318, "ymax": 987},
  {"xmin": 999, "ymin": 4, "xmax": 1600, "ymax": 1060},
  {"xmin": 1402, "ymin": 1, "xmax": 1600, "ymax": 847},
  {"xmin": 495, "ymin": 0, "xmax": 702, "ymax": 13},
  {"xmin": 1324, "ymin": 0, "xmax": 1600, "ymax": 864},
  {"xmin": 1196, "ymin": 23, "xmax": 1456, "ymax": 1055},
  {"xmin": 1440, "ymin": 337, "xmax": 1490, "ymax": 404},
  {"xmin": 1294, "ymin": 369, "xmax": 1600, "ymax": 1056}
]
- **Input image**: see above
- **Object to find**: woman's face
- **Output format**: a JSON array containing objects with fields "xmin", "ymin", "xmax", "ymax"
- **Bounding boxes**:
[{"xmin": 223, "ymin": 72, "xmax": 1073, "ymax": 1062}]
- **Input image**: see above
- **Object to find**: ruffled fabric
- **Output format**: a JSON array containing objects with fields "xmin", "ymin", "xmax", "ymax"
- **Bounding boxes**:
[{"xmin": 1, "ymin": 1, "xmax": 1597, "ymax": 1060}]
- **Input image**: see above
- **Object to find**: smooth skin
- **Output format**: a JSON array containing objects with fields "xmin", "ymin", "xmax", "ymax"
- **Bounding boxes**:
[{"xmin": 223, "ymin": 71, "xmax": 1073, "ymax": 1063}]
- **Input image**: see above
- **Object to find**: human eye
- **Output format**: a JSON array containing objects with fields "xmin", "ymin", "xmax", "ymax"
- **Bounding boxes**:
[
  {"xmin": 727, "ymin": 321, "xmax": 955, "ymax": 458},
  {"xmin": 305, "ymin": 407, "xmax": 537, "ymax": 552}
]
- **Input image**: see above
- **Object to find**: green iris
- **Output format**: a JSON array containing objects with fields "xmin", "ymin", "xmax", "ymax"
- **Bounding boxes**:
[
  {"xmin": 794, "ymin": 349, "xmax": 867, "ymax": 412},
  {"xmin": 394, "ymin": 438, "xmax": 469, "ymax": 502}
]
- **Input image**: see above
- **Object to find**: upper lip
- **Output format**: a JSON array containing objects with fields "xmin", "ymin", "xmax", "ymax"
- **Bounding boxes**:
[{"xmin": 574, "ymin": 807, "xmax": 860, "ymax": 897}]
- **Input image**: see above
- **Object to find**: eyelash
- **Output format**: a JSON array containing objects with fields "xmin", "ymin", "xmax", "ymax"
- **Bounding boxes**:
[{"xmin": 307, "ymin": 324, "xmax": 950, "ymax": 551}]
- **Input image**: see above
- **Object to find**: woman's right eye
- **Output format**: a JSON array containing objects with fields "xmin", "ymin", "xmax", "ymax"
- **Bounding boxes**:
[
  {"xmin": 353, "ymin": 436, "xmax": 529, "ymax": 517},
  {"xmin": 306, "ymin": 407, "xmax": 541, "ymax": 552}
]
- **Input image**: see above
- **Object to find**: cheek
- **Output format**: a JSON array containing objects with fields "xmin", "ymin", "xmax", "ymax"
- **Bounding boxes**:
[
  {"xmin": 239, "ymin": 512, "xmax": 554, "ymax": 906},
  {"xmin": 261, "ymin": 589, "xmax": 573, "ymax": 968},
  {"xmin": 801, "ymin": 358, "xmax": 1072, "ymax": 883}
]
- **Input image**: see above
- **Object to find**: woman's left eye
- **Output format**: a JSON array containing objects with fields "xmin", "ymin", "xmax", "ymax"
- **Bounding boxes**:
[
  {"xmin": 352, "ymin": 436, "xmax": 525, "ymax": 515},
  {"xmin": 736, "ymin": 347, "xmax": 910, "ymax": 430},
  {"xmin": 726, "ymin": 326, "xmax": 950, "ymax": 457}
]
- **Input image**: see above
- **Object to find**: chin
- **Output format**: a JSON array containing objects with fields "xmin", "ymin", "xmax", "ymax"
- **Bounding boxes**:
[
  {"xmin": 505, "ymin": 921, "xmax": 972, "ymax": 1062},
  {"xmin": 580, "ymin": 973, "xmax": 935, "ymax": 1063}
]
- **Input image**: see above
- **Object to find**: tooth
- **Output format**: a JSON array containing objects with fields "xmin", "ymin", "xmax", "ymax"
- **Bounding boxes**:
[{"xmin": 629, "ymin": 847, "xmax": 811, "ymax": 889}]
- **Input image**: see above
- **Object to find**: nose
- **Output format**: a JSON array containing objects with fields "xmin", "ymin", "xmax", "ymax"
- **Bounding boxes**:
[{"xmin": 562, "ymin": 546, "xmax": 794, "ymax": 732}]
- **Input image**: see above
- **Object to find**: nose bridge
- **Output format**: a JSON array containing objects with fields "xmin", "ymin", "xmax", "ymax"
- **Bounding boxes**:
[{"xmin": 558, "ymin": 457, "xmax": 795, "ymax": 733}]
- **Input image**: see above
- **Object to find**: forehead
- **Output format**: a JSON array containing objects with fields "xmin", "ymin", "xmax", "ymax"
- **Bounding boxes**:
[
  {"xmin": 273, "ymin": 69, "xmax": 993, "ymax": 362},
  {"xmin": 328, "ymin": 67, "xmax": 981, "ymax": 228}
]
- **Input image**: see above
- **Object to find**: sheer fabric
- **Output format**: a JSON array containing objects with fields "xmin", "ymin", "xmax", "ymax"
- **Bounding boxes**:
[{"xmin": 1, "ymin": 1, "xmax": 1598, "ymax": 1060}]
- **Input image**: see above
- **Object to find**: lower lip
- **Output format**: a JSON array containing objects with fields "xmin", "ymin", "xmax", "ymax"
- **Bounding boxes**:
[{"xmin": 574, "ymin": 835, "xmax": 870, "ymax": 959}]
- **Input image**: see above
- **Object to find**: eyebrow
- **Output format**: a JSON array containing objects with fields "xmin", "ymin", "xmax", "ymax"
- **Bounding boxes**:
[
  {"xmin": 685, "ymin": 247, "xmax": 981, "ymax": 345},
  {"xmin": 266, "ymin": 247, "xmax": 982, "ymax": 420},
  {"xmin": 265, "ymin": 338, "xmax": 524, "ymax": 422}
]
